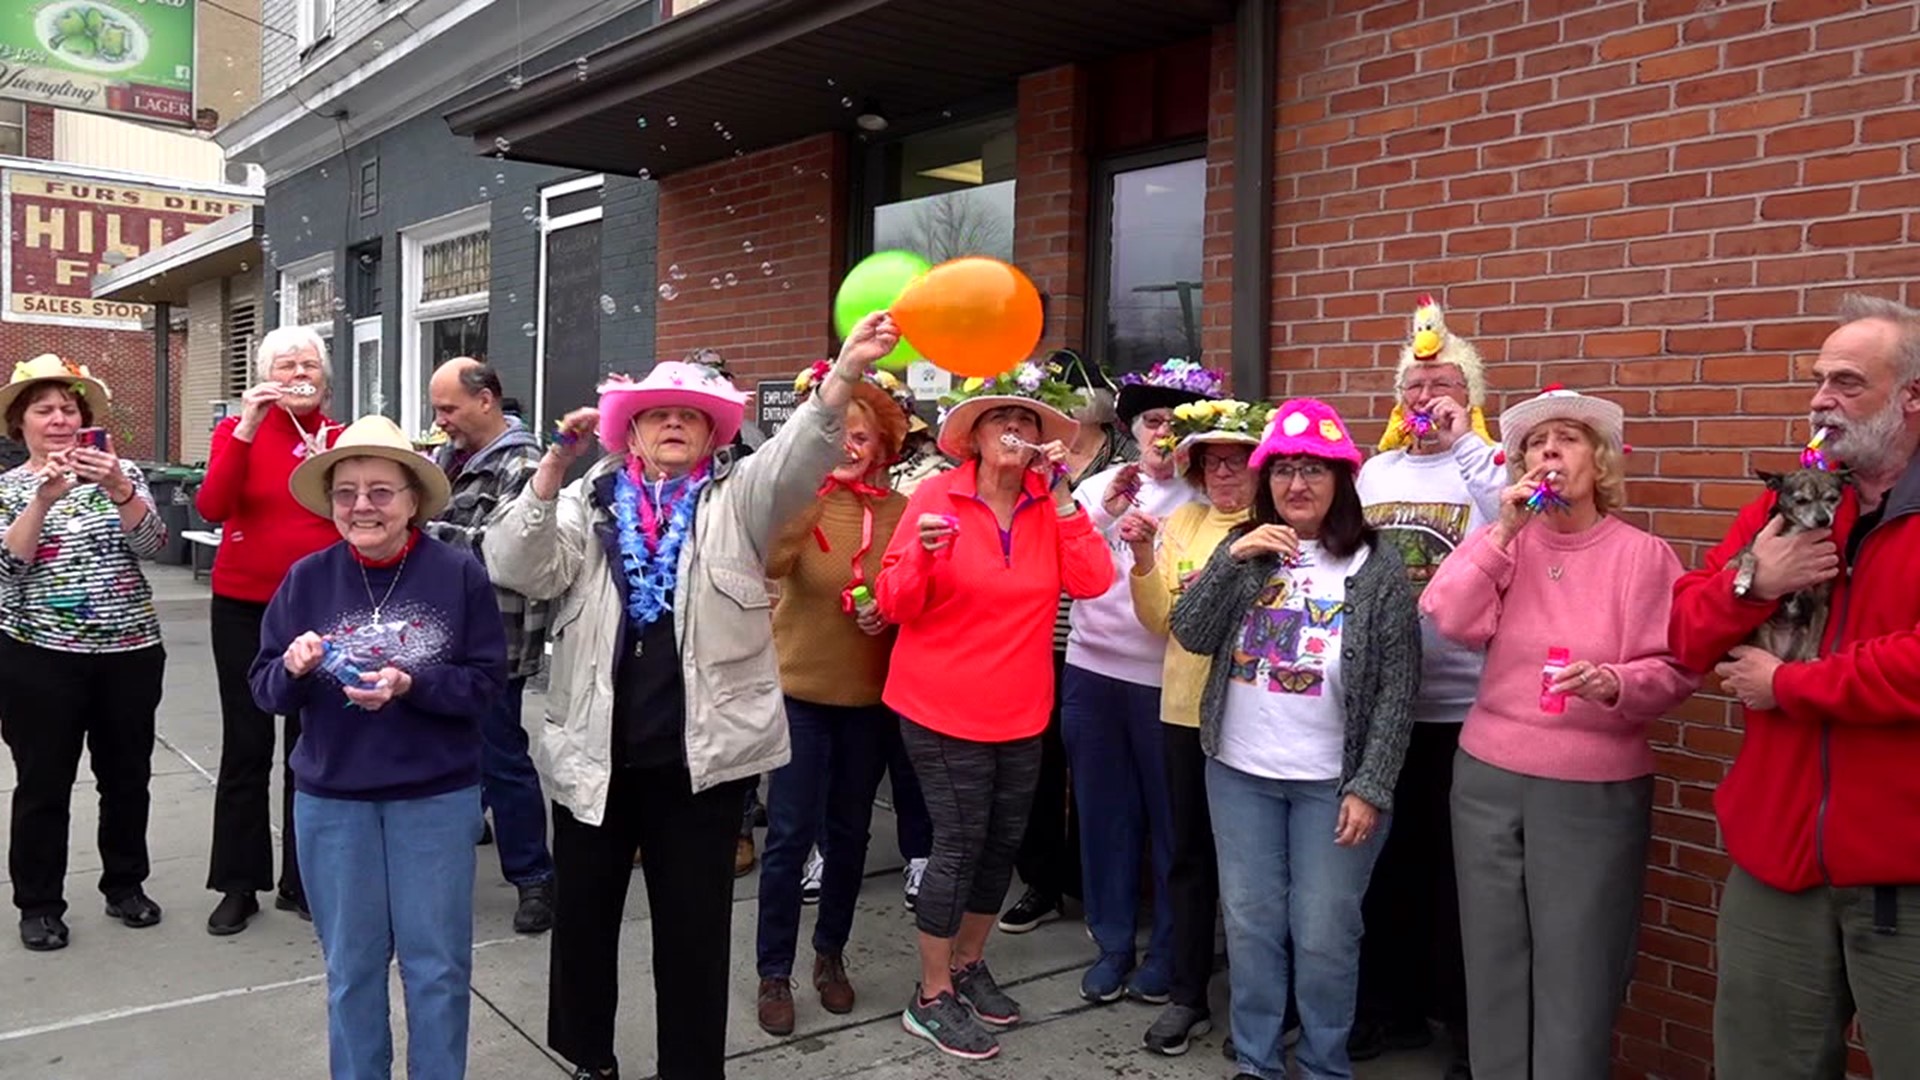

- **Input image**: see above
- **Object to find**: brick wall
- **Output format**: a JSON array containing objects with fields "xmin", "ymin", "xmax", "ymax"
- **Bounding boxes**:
[
  {"xmin": 1203, "ymin": 24, "xmax": 1238, "ymax": 374},
  {"xmin": 0, "ymin": 320, "xmax": 186, "ymax": 463},
  {"xmin": 1273, "ymin": 2, "xmax": 1919, "ymax": 1077},
  {"xmin": 654, "ymin": 134, "xmax": 845, "ymax": 393},
  {"xmin": 25, "ymin": 106, "xmax": 53, "ymax": 158},
  {"xmin": 1014, "ymin": 66, "xmax": 1092, "ymax": 356}
]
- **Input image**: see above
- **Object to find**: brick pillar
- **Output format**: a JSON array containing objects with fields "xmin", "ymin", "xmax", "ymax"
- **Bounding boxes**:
[
  {"xmin": 1203, "ymin": 22, "xmax": 1238, "ymax": 382},
  {"xmin": 1014, "ymin": 65, "xmax": 1091, "ymax": 356},
  {"xmin": 25, "ymin": 106, "xmax": 55, "ymax": 159}
]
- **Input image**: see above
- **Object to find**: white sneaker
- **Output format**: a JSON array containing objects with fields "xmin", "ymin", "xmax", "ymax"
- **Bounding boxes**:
[
  {"xmin": 903, "ymin": 857, "xmax": 927, "ymax": 911},
  {"xmin": 801, "ymin": 847, "xmax": 824, "ymax": 905}
]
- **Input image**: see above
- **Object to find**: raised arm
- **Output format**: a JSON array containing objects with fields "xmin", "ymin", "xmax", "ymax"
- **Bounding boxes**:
[{"xmin": 1419, "ymin": 523, "xmax": 1515, "ymax": 650}]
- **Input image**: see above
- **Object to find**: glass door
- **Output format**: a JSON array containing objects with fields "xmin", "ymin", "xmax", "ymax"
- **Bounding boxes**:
[{"xmin": 351, "ymin": 316, "xmax": 384, "ymax": 419}]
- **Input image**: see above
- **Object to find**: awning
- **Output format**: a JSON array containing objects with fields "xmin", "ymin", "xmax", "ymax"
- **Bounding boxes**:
[
  {"xmin": 445, "ymin": 0, "xmax": 1234, "ymax": 178},
  {"xmin": 91, "ymin": 206, "xmax": 264, "ymax": 305}
]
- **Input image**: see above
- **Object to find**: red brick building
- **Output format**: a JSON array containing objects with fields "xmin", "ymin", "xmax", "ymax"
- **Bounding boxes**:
[{"xmin": 452, "ymin": 2, "xmax": 1919, "ymax": 1075}]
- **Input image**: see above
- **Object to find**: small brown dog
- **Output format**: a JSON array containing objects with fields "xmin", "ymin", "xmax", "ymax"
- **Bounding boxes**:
[{"xmin": 1737, "ymin": 467, "xmax": 1849, "ymax": 662}]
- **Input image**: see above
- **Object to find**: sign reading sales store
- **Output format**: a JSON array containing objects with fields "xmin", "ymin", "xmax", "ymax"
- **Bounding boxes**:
[
  {"xmin": 3, "ymin": 165, "xmax": 258, "ymax": 329},
  {"xmin": 0, "ymin": 0, "xmax": 196, "ymax": 126}
]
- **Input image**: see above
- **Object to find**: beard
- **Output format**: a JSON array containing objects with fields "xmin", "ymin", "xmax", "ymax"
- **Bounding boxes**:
[{"xmin": 1813, "ymin": 397, "xmax": 1908, "ymax": 474}]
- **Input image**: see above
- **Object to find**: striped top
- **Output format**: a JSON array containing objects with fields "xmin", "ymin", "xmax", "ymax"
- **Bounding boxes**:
[{"xmin": 0, "ymin": 461, "xmax": 166, "ymax": 653}]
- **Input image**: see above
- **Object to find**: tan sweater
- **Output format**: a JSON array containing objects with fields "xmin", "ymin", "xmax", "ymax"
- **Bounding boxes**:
[
  {"xmin": 769, "ymin": 488, "xmax": 908, "ymax": 706},
  {"xmin": 1128, "ymin": 501, "xmax": 1250, "ymax": 728}
]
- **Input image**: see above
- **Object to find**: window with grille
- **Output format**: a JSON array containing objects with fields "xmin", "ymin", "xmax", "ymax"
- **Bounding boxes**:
[
  {"xmin": 420, "ymin": 231, "xmax": 490, "ymax": 302},
  {"xmin": 294, "ymin": 272, "xmax": 336, "ymax": 326},
  {"xmin": 225, "ymin": 301, "xmax": 259, "ymax": 397}
]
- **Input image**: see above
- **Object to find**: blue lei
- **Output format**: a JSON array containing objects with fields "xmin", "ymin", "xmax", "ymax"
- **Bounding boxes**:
[{"xmin": 611, "ymin": 466, "xmax": 708, "ymax": 628}]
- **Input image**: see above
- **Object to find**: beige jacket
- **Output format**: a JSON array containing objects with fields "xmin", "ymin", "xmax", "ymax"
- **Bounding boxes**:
[{"xmin": 484, "ymin": 393, "xmax": 845, "ymax": 825}]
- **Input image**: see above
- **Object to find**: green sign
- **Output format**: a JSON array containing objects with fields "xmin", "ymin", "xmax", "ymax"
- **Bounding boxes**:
[{"xmin": 0, "ymin": 0, "xmax": 196, "ymax": 128}]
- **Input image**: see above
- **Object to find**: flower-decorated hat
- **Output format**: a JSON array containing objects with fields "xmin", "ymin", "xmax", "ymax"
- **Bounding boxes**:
[
  {"xmin": 935, "ymin": 356, "xmax": 1085, "ymax": 460},
  {"xmin": 596, "ymin": 360, "xmax": 750, "ymax": 455},
  {"xmin": 1116, "ymin": 359, "xmax": 1226, "ymax": 425},
  {"xmin": 791, "ymin": 360, "xmax": 912, "ymax": 460},
  {"xmin": 1159, "ymin": 399, "xmax": 1275, "ymax": 484},
  {"xmin": 289, "ymin": 415, "xmax": 452, "ymax": 525},
  {"xmin": 1379, "ymin": 295, "xmax": 1496, "ymax": 452},
  {"xmin": 1250, "ymin": 398, "xmax": 1364, "ymax": 471},
  {"xmin": 1498, "ymin": 384, "xmax": 1624, "ymax": 464},
  {"xmin": 0, "ymin": 354, "xmax": 110, "ymax": 419}
]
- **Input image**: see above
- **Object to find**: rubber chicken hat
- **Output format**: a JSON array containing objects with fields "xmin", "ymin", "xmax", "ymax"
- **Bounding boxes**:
[{"xmin": 1378, "ymin": 295, "xmax": 1496, "ymax": 452}]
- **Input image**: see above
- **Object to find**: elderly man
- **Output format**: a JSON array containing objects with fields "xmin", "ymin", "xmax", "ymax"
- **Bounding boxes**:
[
  {"xmin": 1671, "ymin": 293, "xmax": 1920, "ymax": 1078},
  {"xmin": 1351, "ymin": 298, "xmax": 1501, "ymax": 1078},
  {"xmin": 424, "ymin": 357, "xmax": 555, "ymax": 933}
]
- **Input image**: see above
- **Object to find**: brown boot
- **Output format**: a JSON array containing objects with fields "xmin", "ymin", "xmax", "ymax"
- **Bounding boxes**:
[
  {"xmin": 756, "ymin": 976, "xmax": 795, "ymax": 1036},
  {"xmin": 813, "ymin": 952, "xmax": 855, "ymax": 1015},
  {"xmin": 735, "ymin": 835, "xmax": 757, "ymax": 877}
]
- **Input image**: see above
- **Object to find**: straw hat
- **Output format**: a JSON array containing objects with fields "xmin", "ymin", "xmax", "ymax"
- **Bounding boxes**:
[
  {"xmin": 288, "ymin": 415, "xmax": 452, "ymax": 524},
  {"xmin": 934, "ymin": 357, "xmax": 1086, "ymax": 460},
  {"xmin": 0, "ymin": 355, "xmax": 110, "ymax": 419},
  {"xmin": 1498, "ymin": 385, "xmax": 1625, "ymax": 463}
]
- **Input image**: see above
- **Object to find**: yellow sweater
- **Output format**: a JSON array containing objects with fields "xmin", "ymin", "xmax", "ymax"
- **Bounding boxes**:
[
  {"xmin": 768, "ymin": 489, "xmax": 908, "ymax": 706},
  {"xmin": 1128, "ymin": 501, "xmax": 1250, "ymax": 728}
]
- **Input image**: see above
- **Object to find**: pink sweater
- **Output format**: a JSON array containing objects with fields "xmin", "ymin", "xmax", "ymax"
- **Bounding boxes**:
[{"xmin": 1419, "ymin": 516, "xmax": 1698, "ymax": 782}]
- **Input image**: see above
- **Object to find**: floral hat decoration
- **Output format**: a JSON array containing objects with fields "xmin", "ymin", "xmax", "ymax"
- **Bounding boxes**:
[
  {"xmin": 934, "ymin": 356, "xmax": 1087, "ymax": 460},
  {"xmin": 1116, "ymin": 358, "xmax": 1226, "ymax": 425},
  {"xmin": 791, "ymin": 360, "xmax": 913, "ymax": 460},
  {"xmin": 0, "ymin": 354, "xmax": 111, "ymax": 419}
]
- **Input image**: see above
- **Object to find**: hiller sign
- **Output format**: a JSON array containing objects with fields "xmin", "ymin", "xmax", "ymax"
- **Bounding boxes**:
[{"xmin": 3, "ymin": 166, "xmax": 257, "ymax": 329}]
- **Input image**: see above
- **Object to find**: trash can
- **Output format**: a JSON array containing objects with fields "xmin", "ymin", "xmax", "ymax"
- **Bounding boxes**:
[{"xmin": 143, "ymin": 466, "xmax": 192, "ymax": 566}]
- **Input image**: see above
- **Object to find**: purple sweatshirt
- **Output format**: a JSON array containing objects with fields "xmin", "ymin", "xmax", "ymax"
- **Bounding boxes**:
[{"xmin": 251, "ymin": 532, "xmax": 507, "ymax": 801}]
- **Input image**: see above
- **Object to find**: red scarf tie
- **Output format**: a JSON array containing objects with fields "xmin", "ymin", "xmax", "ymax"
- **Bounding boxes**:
[{"xmin": 814, "ymin": 476, "xmax": 890, "ymax": 612}]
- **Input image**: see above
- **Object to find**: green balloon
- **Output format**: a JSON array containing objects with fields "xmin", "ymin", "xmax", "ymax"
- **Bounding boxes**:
[{"xmin": 835, "ymin": 250, "xmax": 930, "ymax": 372}]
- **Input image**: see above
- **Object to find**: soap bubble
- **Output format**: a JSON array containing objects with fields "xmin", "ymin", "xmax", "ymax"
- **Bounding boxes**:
[
  {"xmin": 724, "ymin": 204, "xmax": 736, "ymax": 215},
  {"xmin": 741, "ymin": 240, "xmax": 755, "ymax": 253},
  {"xmin": 636, "ymin": 116, "xmax": 647, "ymax": 128},
  {"xmin": 760, "ymin": 261, "xmax": 775, "ymax": 276},
  {"xmin": 638, "ymin": 168, "xmax": 651, "ymax": 180},
  {"xmin": 239, "ymin": 261, "xmax": 250, "ymax": 272},
  {"xmin": 814, "ymin": 214, "xmax": 826, "ymax": 224},
  {"xmin": 371, "ymin": 39, "xmax": 385, "ymax": 52},
  {"xmin": 668, "ymin": 264, "xmax": 686, "ymax": 281},
  {"xmin": 521, "ymin": 206, "xmax": 536, "ymax": 221},
  {"xmin": 826, "ymin": 77, "xmax": 836, "ymax": 87},
  {"xmin": 724, "ymin": 272, "xmax": 739, "ymax": 287},
  {"xmin": 505, "ymin": 73, "xmax": 525, "ymax": 91},
  {"xmin": 330, "ymin": 297, "xmax": 347, "ymax": 313},
  {"xmin": 666, "ymin": 115, "xmax": 678, "ymax": 127},
  {"xmin": 521, "ymin": 322, "xmax": 536, "ymax": 337},
  {"xmin": 713, "ymin": 121, "xmax": 725, "ymax": 131},
  {"xmin": 782, "ymin": 280, "xmax": 793, "ymax": 290},
  {"xmin": 495, "ymin": 172, "xmax": 505, "ymax": 185},
  {"xmin": 841, "ymin": 97, "xmax": 853, "ymax": 108},
  {"xmin": 494, "ymin": 136, "xmax": 512, "ymax": 152},
  {"xmin": 599, "ymin": 294, "xmax": 617, "ymax": 315},
  {"xmin": 658, "ymin": 283, "xmax": 679, "ymax": 301},
  {"xmin": 319, "ymin": 167, "xmax": 328, "ymax": 178},
  {"xmin": 710, "ymin": 277, "xmax": 722, "ymax": 290},
  {"xmin": 574, "ymin": 57, "xmax": 589, "ymax": 81},
  {"xmin": 478, "ymin": 185, "xmax": 489, "ymax": 197},
  {"xmin": 722, "ymin": 131, "xmax": 734, "ymax": 142},
  {"xmin": 508, "ymin": 291, "xmax": 517, "ymax": 303},
  {"xmin": 300, "ymin": 215, "xmax": 310, "ymax": 225},
  {"xmin": 358, "ymin": 252, "xmax": 375, "ymax": 267}
]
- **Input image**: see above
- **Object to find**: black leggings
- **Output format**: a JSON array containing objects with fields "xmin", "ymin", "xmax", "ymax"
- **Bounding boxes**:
[{"xmin": 900, "ymin": 719, "xmax": 1041, "ymax": 939}]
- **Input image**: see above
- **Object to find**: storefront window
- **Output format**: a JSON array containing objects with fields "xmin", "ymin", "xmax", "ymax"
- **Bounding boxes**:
[
  {"xmin": 1094, "ymin": 153, "xmax": 1206, "ymax": 378},
  {"xmin": 402, "ymin": 205, "xmax": 491, "ymax": 435},
  {"xmin": 870, "ymin": 113, "xmax": 1016, "ymax": 264}
]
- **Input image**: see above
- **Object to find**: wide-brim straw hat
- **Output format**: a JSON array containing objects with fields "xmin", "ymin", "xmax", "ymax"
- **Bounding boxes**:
[
  {"xmin": 0, "ymin": 354, "xmax": 110, "ymax": 418},
  {"xmin": 936, "ymin": 395, "xmax": 1079, "ymax": 460},
  {"xmin": 289, "ymin": 415, "xmax": 452, "ymax": 524},
  {"xmin": 1498, "ymin": 387, "xmax": 1625, "ymax": 463}
]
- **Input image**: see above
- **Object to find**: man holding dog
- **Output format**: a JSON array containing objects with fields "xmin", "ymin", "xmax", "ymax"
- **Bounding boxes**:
[{"xmin": 1670, "ymin": 293, "xmax": 1920, "ymax": 1077}]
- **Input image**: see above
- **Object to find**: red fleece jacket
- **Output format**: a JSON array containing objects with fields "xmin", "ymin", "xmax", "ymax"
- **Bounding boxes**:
[
  {"xmin": 876, "ymin": 460, "xmax": 1113, "ymax": 743},
  {"xmin": 195, "ymin": 410, "xmax": 342, "ymax": 603},
  {"xmin": 1669, "ymin": 469, "xmax": 1920, "ymax": 893}
]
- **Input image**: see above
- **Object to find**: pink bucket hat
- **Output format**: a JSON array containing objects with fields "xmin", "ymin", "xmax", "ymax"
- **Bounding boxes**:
[
  {"xmin": 596, "ymin": 361, "xmax": 750, "ymax": 454},
  {"xmin": 1249, "ymin": 398, "xmax": 1364, "ymax": 472}
]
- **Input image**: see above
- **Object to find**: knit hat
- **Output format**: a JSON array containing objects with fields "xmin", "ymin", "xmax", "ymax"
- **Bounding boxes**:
[
  {"xmin": 1116, "ymin": 359, "xmax": 1226, "ymax": 425},
  {"xmin": 596, "ymin": 361, "xmax": 749, "ymax": 455},
  {"xmin": 1498, "ymin": 384, "xmax": 1625, "ymax": 464},
  {"xmin": 0, "ymin": 354, "xmax": 110, "ymax": 420},
  {"xmin": 1250, "ymin": 398, "xmax": 1364, "ymax": 472},
  {"xmin": 289, "ymin": 415, "xmax": 452, "ymax": 524},
  {"xmin": 935, "ymin": 356, "xmax": 1084, "ymax": 460},
  {"xmin": 1379, "ymin": 295, "xmax": 1496, "ymax": 452}
]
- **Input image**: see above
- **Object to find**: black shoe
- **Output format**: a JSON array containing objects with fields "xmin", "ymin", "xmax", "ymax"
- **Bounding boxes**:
[
  {"xmin": 996, "ymin": 887, "xmax": 1059, "ymax": 934},
  {"xmin": 20, "ymin": 914, "xmax": 69, "ymax": 951},
  {"xmin": 568, "ymin": 1067, "xmax": 617, "ymax": 1080},
  {"xmin": 273, "ymin": 890, "xmax": 312, "ymax": 922},
  {"xmin": 478, "ymin": 819, "xmax": 494, "ymax": 846},
  {"xmin": 514, "ymin": 880, "xmax": 555, "ymax": 934},
  {"xmin": 105, "ymin": 890, "xmax": 162, "ymax": 929},
  {"xmin": 207, "ymin": 892, "xmax": 260, "ymax": 936}
]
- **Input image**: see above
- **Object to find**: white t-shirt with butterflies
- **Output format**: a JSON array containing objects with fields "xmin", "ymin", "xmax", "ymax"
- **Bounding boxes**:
[{"xmin": 1217, "ymin": 539, "xmax": 1367, "ymax": 781}]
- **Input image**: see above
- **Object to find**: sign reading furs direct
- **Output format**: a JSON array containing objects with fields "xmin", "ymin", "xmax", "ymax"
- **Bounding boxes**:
[
  {"xmin": 0, "ymin": 0, "xmax": 196, "ymax": 126},
  {"xmin": 4, "ymin": 167, "xmax": 256, "ymax": 328}
]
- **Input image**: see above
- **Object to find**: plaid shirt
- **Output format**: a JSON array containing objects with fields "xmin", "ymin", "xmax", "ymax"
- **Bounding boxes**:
[{"xmin": 425, "ymin": 423, "xmax": 548, "ymax": 679}]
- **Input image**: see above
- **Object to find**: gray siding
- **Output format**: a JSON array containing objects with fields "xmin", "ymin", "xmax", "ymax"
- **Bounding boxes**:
[{"xmin": 262, "ymin": 0, "xmax": 389, "ymax": 98}]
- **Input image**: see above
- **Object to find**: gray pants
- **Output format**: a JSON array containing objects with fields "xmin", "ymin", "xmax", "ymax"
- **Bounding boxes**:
[
  {"xmin": 1716, "ymin": 868, "xmax": 1920, "ymax": 1079},
  {"xmin": 1451, "ymin": 750, "xmax": 1652, "ymax": 1080}
]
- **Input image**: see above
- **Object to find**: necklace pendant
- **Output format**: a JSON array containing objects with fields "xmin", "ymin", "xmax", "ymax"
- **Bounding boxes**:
[
  {"xmin": 1548, "ymin": 565, "xmax": 1564, "ymax": 581},
  {"xmin": 633, "ymin": 638, "xmax": 645, "ymax": 659}
]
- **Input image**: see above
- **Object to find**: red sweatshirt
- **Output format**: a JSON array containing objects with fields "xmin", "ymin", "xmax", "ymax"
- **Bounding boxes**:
[
  {"xmin": 195, "ymin": 409, "xmax": 342, "ymax": 603},
  {"xmin": 1669, "ymin": 466, "xmax": 1920, "ymax": 893},
  {"xmin": 876, "ymin": 460, "xmax": 1113, "ymax": 743}
]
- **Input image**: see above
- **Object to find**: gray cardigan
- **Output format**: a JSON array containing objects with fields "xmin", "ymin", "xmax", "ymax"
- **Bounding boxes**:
[{"xmin": 1169, "ymin": 529, "xmax": 1421, "ymax": 812}]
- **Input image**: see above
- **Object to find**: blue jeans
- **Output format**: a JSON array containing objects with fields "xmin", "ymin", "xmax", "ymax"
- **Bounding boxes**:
[
  {"xmin": 756, "ymin": 698, "xmax": 894, "ymax": 977},
  {"xmin": 1207, "ymin": 760, "xmax": 1388, "ymax": 1080},
  {"xmin": 296, "ymin": 786, "xmax": 481, "ymax": 1080},
  {"xmin": 481, "ymin": 677, "xmax": 553, "ymax": 886},
  {"xmin": 1060, "ymin": 664, "xmax": 1174, "ymax": 968}
]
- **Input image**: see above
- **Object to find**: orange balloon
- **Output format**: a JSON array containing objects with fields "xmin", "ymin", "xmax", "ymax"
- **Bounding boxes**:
[{"xmin": 889, "ymin": 257, "xmax": 1044, "ymax": 380}]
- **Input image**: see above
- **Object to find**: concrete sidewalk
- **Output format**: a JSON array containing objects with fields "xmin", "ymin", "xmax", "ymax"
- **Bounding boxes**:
[{"xmin": 0, "ymin": 564, "xmax": 1452, "ymax": 1079}]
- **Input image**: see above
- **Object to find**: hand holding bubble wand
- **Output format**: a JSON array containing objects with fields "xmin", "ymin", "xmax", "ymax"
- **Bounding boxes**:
[{"xmin": 1000, "ymin": 431, "xmax": 1072, "ymax": 486}]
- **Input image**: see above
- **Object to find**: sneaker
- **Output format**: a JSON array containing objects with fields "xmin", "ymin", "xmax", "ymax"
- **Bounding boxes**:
[
  {"xmin": 1142, "ymin": 1003, "xmax": 1212, "ymax": 1056},
  {"xmin": 996, "ymin": 887, "xmax": 1059, "ymax": 934},
  {"xmin": 756, "ymin": 977, "xmax": 795, "ymax": 1036},
  {"xmin": 1080, "ymin": 952, "xmax": 1133, "ymax": 1004},
  {"xmin": 952, "ymin": 959, "xmax": 1022, "ymax": 1027},
  {"xmin": 735, "ymin": 835, "xmax": 757, "ymax": 878},
  {"xmin": 104, "ymin": 889, "xmax": 162, "ymax": 929},
  {"xmin": 1126, "ymin": 958, "xmax": 1171, "ymax": 1004},
  {"xmin": 902, "ymin": 857, "xmax": 927, "ymax": 911},
  {"xmin": 902, "ymin": 988, "xmax": 1000, "ymax": 1060},
  {"xmin": 513, "ymin": 880, "xmax": 555, "ymax": 934},
  {"xmin": 800, "ymin": 848, "xmax": 823, "ymax": 906},
  {"xmin": 568, "ymin": 1065, "xmax": 618, "ymax": 1080},
  {"xmin": 206, "ymin": 892, "xmax": 260, "ymax": 936},
  {"xmin": 19, "ymin": 913, "xmax": 69, "ymax": 951},
  {"xmin": 813, "ymin": 951, "xmax": 855, "ymax": 1014}
]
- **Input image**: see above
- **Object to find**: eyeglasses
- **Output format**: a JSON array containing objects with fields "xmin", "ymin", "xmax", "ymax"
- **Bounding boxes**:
[
  {"xmin": 1401, "ymin": 379, "xmax": 1465, "ymax": 395},
  {"xmin": 1198, "ymin": 452, "xmax": 1249, "ymax": 474},
  {"xmin": 1269, "ymin": 462, "xmax": 1332, "ymax": 482},
  {"xmin": 330, "ymin": 485, "xmax": 411, "ymax": 509},
  {"xmin": 1136, "ymin": 413, "xmax": 1176, "ymax": 431}
]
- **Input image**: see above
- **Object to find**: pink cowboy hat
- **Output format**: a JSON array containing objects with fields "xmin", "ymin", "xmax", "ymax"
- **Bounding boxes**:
[
  {"xmin": 1249, "ymin": 398, "xmax": 1364, "ymax": 472},
  {"xmin": 596, "ymin": 361, "xmax": 750, "ymax": 455}
]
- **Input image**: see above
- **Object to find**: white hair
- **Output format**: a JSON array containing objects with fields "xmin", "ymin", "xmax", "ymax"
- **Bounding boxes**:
[
  {"xmin": 255, "ymin": 325, "xmax": 334, "ymax": 384},
  {"xmin": 1836, "ymin": 293, "xmax": 1920, "ymax": 384}
]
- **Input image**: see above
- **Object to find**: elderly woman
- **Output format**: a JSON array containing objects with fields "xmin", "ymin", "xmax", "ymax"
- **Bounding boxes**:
[
  {"xmin": 251, "ymin": 414, "xmax": 503, "ymax": 1080},
  {"xmin": 753, "ymin": 363, "xmax": 916, "ymax": 1036},
  {"xmin": 875, "ymin": 361, "xmax": 1114, "ymax": 1061},
  {"xmin": 1170, "ymin": 399, "xmax": 1419, "ymax": 1080},
  {"xmin": 197, "ymin": 324, "xmax": 343, "ymax": 934},
  {"xmin": 1058, "ymin": 360, "xmax": 1225, "ymax": 1006},
  {"xmin": 0, "ymin": 357, "xmax": 168, "ymax": 952},
  {"xmin": 1420, "ymin": 387, "xmax": 1696, "ymax": 1080},
  {"xmin": 482, "ymin": 315, "xmax": 897, "ymax": 1080},
  {"xmin": 1122, "ymin": 398, "xmax": 1270, "ymax": 1055}
]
